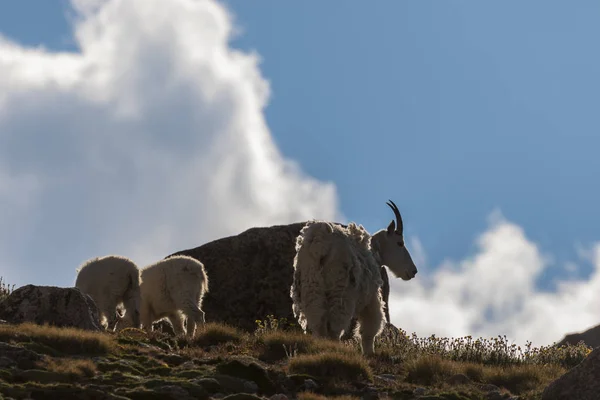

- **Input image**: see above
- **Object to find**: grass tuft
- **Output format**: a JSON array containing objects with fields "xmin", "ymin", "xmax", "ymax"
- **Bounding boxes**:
[
  {"xmin": 38, "ymin": 357, "xmax": 98, "ymax": 379},
  {"xmin": 0, "ymin": 322, "xmax": 113, "ymax": 356},
  {"xmin": 482, "ymin": 363, "xmax": 566, "ymax": 394},
  {"xmin": 288, "ymin": 351, "xmax": 373, "ymax": 383},
  {"xmin": 405, "ymin": 354, "xmax": 459, "ymax": 386},
  {"xmin": 192, "ymin": 322, "xmax": 244, "ymax": 347},
  {"xmin": 259, "ymin": 330, "xmax": 352, "ymax": 362},
  {"xmin": 404, "ymin": 354, "xmax": 567, "ymax": 395}
]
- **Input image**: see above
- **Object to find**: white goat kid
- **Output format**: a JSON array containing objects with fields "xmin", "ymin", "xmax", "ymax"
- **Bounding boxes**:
[
  {"xmin": 128, "ymin": 255, "xmax": 209, "ymax": 338},
  {"xmin": 290, "ymin": 200, "xmax": 418, "ymax": 356},
  {"xmin": 75, "ymin": 255, "xmax": 142, "ymax": 331}
]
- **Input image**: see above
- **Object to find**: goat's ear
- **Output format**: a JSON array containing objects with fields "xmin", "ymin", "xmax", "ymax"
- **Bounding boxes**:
[{"xmin": 386, "ymin": 220, "xmax": 395, "ymax": 236}]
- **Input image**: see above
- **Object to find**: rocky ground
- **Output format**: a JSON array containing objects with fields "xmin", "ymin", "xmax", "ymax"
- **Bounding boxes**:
[
  {"xmin": 0, "ymin": 317, "xmax": 594, "ymax": 400},
  {"xmin": 0, "ymin": 282, "xmax": 597, "ymax": 400}
]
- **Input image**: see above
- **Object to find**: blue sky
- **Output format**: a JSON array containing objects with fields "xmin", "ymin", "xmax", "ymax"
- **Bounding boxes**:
[
  {"xmin": 0, "ymin": 0, "xmax": 599, "ymax": 346},
  {"xmin": 222, "ymin": 1, "xmax": 600, "ymax": 284}
]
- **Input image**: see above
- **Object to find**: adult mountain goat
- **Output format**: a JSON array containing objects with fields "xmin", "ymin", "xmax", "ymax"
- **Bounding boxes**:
[
  {"xmin": 290, "ymin": 200, "xmax": 418, "ymax": 356},
  {"xmin": 75, "ymin": 255, "xmax": 142, "ymax": 331},
  {"xmin": 119, "ymin": 255, "xmax": 209, "ymax": 337}
]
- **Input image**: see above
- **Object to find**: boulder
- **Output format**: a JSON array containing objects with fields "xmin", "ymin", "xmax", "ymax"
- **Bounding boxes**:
[
  {"xmin": 556, "ymin": 323, "xmax": 600, "ymax": 349},
  {"xmin": 541, "ymin": 346, "xmax": 600, "ymax": 400},
  {"xmin": 0, "ymin": 342, "xmax": 44, "ymax": 369},
  {"xmin": 166, "ymin": 222, "xmax": 392, "ymax": 337},
  {"xmin": 0, "ymin": 284, "xmax": 102, "ymax": 331}
]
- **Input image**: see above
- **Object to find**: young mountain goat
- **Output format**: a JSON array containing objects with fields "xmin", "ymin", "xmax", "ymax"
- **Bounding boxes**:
[
  {"xmin": 290, "ymin": 200, "xmax": 418, "ymax": 356},
  {"xmin": 118, "ymin": 255, "xmax": 209, "ymax": 338},
  {"xmin": 75, "ymin": 255, "xmax": 142, "ymax": 331}
]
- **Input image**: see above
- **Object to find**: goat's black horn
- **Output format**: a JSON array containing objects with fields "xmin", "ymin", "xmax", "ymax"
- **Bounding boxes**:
[{"xmin": 386, "ymin": 199, "xmax": 403, "ymax": 234}]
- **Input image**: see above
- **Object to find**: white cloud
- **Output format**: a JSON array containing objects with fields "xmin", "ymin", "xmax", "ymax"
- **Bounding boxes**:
[
  {"xmin": 2, "ymin": 0, "xmax": 598, "ymax": 349},
  {"xmin": 389, "ymin": 211, "xmax": 600, "ymax": 347},
  {"xmin": 0, "ymin": 0, "xmax": 340, "ymax": 287}
]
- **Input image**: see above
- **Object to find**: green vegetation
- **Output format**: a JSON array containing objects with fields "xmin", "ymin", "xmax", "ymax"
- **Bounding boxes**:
[
  {"xmin": 288, "ymin": 351, "xmax": 374, "ymax": 382},
  {"xmin": 0, "ymin": 276, "xmax": 14, "ymax": 303}
]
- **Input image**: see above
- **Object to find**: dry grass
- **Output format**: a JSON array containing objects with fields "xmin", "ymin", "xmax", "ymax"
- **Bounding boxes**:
[
  {"xmin": 0, "ymin": 322, "xmax": 113, "ymax": 356},
  {"xmin": 377, "ymin": 328, "xmax": 592, "ymax": 368},
  {"xmin": 258, "ymin": 330, "xmax": 352, "ymax": 362},
  {"xmin": 405, "ymin": 354, "xmax": 460, "ymax": 386},
  {"xmin": 38, "ymin": 357, "xmax": 98, "ymax": 379},
  {"xmin": 191, "ymin": 322, "xmax": 244, "ymax": 347},
  {"xmin": 481, "ymin": 363, "xmax": 566, "ymax": 394},
  {"xmin": 288, "ymin": 351, "xmax": 374, "ymax": 383},
  {"xmin": 404, "ymin": 353, "xmax": 567, "ymax": 395}
]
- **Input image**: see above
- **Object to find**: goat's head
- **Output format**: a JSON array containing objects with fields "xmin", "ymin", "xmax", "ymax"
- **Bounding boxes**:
[{"xmin": 372, "ymin": 200, "xmax": 418, "ymax": 281}]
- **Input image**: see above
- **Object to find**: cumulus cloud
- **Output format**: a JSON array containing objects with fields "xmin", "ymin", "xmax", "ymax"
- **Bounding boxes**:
[
  {"xmin": 389, "ymin": 211, "xmax": 600, "ymax": 347},
  {"xmin": 0, "ymin": 0, "xmax": 340, "ymax": 287},
  {"xmin": 2, "ymin": 0, "xmax": 598, "ymax": 348}
]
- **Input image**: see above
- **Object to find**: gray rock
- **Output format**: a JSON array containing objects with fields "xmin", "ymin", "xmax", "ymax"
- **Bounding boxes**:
[
  {"xmin": 377, "ymin": 374, "xmax": 398, "ymax": 381},
  {"xmin": 542, "ymin": 346, "xmax": 600, "ymax": 399},
  {"xmin": 194, "ymin": 377, "xmax": 222, "ymax": 393},
  {"xmin": 487, "ymin": 390, "xmax": 505, "ymax": 400},
  {"xmin": 160, "ymin": 353, "xmax": 187, "ymax": 366},
  {"xmin": 213, "ymin": 374, "xmax": 259, "ymax": 394},
  {"xmin": 166, "ymin": 222, "xmax": 392, "ymax": 337},
  {"xmin": 15, "ymin": 369, "xmax": 70, "ymax": 384},
  {"xmin": 27, "ymin": 385, "xmax": 129, "ymax": 400},
  {"xmin": 216, "ymin": 359, "xmax": 276, "ymax": 395},
  {"xmin": 243, "ymin": 381, "xmax": 259, "ymax": 394},
  {"xmin": 447, "ymin": 373, "xmax": 471, "ymax": 385},
  {"xmin": 361, "ymin": 385, "xmax": 380, "ymax": 400},
  {"xmin": 270, "ymin": 395, "xmax": 289, "ymax": 400},
  {"xmin": 480, "ymin": 384, "xmax": 501, "ymax": 392},
  {"xmin": 0, "ymin": 284, "xmax": 101, "ymax": 331},
  {"xmin": 222, "ymin": 394, "xmax": 263, "ymax": 400},
  {"xmin": 556, "ymin": 324, "xmax": 600, "ymax": 349},
  {"xmin": 0, "ymin": 342, "xmax": 44, "ymax": 370},
  {"xmin": 179, "ymin": 360, "xmax": 197, "ymax": 370},
  {"xmin": 156, "ymin": 385, "xmax": 195, "ymax": 400},
  {"xmin": 0, "ymin": 356, "xmax": 15, "ymax": 368},
  {"xmin": 303, "ymin": 378, "xmax": 318, "ymax": 391},
  {"xmin": 413, "ymin": 387, "xmax": 427, "ymax": 396}
]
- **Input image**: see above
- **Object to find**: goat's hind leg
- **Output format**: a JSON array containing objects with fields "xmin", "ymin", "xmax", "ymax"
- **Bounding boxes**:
[{"xmin": 357, "ymin": 292, "xmax": 385, "ymax": 356}]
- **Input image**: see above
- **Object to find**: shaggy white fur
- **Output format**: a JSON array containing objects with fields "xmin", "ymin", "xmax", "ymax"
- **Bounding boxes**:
[
  {"xmin": 121, "ymin": 255, "xmax": 209, "ymax": 337},
  {"xmin": 75, "ymin": 255, "xmax": 142, "ymax": 331},
  {"xmin": 290, "ymin": 200, "xmax": 418, "ymax": 356}
]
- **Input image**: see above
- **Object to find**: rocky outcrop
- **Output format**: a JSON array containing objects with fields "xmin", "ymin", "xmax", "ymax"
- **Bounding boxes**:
[
  {"xmin": 556, "ymin": 323, "xmax": 600, "ymax": 349},
  {"xmin": 166, "ymin": 222, "xmax": 392, "ymax": 336},
  {"xmin": 0, "ymin": 284, "xmax": 102, "ymax": 331},
  {"xmin": 0, "ymin": 342, "xmax": 44, "ymax": 370},
  {"xmin": 542, "ymin": 346, "xmax": 600, "ymax": 400}
]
